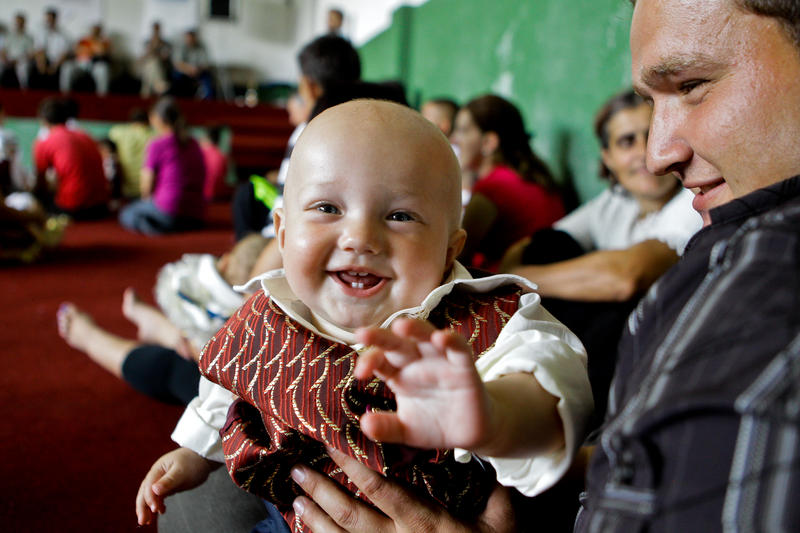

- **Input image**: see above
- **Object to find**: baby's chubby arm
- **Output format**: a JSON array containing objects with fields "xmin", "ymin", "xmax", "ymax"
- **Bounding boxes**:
[{"xmin": 355, "ymin": 318, "xmax": 564, "ymax": 458}]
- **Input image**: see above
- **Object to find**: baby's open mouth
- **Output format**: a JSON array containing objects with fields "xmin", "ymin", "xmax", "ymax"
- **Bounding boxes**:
[{"xmin": 334, "ymin": 270, "xmax": 384, "ymax": 290}]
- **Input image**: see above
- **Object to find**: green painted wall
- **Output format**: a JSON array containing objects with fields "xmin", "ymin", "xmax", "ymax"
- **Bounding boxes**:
[{"xmin": 359, "ymin": 0, "xmax": 634, "ymax": 204}]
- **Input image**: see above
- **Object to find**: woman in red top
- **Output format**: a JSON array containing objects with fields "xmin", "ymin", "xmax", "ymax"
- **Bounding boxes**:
[{"xmin": 452, "ymin": 94, "xmax": 564, "ymax": 271}]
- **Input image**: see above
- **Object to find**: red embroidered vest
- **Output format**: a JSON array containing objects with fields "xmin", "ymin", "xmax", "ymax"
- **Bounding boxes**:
[{"xmin": 199, "ymin": 282, "xmax": 523, "ymax": 532}]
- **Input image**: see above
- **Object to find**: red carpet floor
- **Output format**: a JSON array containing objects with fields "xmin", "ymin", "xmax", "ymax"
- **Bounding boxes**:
[{"xmin": 0, "ymin": 203, "xmax": 236, "ymax": 532}]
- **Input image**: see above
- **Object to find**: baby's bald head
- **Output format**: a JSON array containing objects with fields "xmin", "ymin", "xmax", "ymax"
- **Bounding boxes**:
[
  {"xmin": 274, "ymin": 99, "xmax": 467, "ymax": 328},
  {"xmin": 286, "ymin": 99, "xmax": 463, "ymax": 232}
]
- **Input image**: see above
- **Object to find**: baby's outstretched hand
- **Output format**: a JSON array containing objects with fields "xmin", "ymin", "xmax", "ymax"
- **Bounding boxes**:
[{"xmin": 355, "ymin": 318, "xmax": 492, "ymax": 451}]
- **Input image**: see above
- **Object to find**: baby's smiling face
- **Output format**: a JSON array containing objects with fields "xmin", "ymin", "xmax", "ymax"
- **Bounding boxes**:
[{"xmin": 274, "ymin": 100, "xmax": 465, "ymax": 330}]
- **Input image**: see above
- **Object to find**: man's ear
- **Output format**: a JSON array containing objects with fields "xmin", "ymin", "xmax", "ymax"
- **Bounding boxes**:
[
  {"xmin": 481, "ymin": 131, "xmax": 500, "ymax": 157},
  {"xmin": 273, "ymin": 207, "xmax": 286, "ymax": 255},
  {"xmin": 445, "ymin": 228, "xmax": 467, "ymax": 271}
]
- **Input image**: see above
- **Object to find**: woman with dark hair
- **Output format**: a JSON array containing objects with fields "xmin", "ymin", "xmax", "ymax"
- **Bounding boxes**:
[
  {"xmin": 453, "ymin": 94, "xmax": 565, "ymax": 271},
  {"xmin": 119, "ymin": 97, "xmax": 206, "ymax": 235}
]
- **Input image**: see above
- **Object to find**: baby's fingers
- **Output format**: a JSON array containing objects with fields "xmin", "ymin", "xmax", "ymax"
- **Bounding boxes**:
[
  {"xmin": 354, "ymin": 347, "xmax": 400, "ymax": 380},
  {"xmin": 431, "ymin": 329, "xmax": 475, "ymax": 367},
  {"xmin": 360, "ymin": 411, "xmax": 406, "ymax": 444},
  {"xmin": 356, "ymin": 325, "xmax": 423, "ymax": 369}
]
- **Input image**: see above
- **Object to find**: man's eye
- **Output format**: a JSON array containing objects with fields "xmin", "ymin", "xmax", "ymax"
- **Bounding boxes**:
[
  {"xmin": 388, "ymin": 212, "xmax": 414, "ymax": 222},
  {"xmin": 315, "ymin": 204, "xmax": 340, "ymax": 214},
  {"xmin": 679, "ymin": 79, "xmax": 706, "ymax": 95}
]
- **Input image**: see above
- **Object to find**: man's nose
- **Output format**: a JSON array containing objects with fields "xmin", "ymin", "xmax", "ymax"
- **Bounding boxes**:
[
  {"xmin": 646, "ymin": 102, "xmax": 693, "ymax": 177},
  {"xmin": 338, "ymin": 216, "xmax": 383, "ymax": 255}
]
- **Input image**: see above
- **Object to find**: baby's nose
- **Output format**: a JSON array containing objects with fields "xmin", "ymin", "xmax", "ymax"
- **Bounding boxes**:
[{"xmin": 338, "ymin": 219, "xmax": 384, "ymax": 255}]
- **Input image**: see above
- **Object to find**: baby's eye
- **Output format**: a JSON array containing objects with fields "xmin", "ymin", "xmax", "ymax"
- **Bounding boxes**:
[
  {"xmin": 315, "ymin": 203, "xmax": 340, "ymax": 214},
  {"xmin": 387, "ymin": 211, "xmax": 414, "ymax": 222}
]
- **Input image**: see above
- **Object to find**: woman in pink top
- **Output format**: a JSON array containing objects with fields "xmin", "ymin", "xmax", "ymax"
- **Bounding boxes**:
[
  {"xmin": 119, "ymin": 97, "xmax": 206, "ymax": 235},
  {"xmin": 452, "ymin": 94, "xmax": 564, "ymax": 271}
]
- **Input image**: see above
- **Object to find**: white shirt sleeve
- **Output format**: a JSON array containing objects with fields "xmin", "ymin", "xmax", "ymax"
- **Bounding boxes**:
[
  {"xmin": 171, "ymin": 377, "xmax": 237, "ymax": 462},
  {"xmin": 455, "ymin": 291, "xmax": 593, "ymax": 497}
]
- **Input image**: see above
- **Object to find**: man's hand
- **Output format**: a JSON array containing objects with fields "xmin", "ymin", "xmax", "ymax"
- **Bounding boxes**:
[
  {"xmin": 355, "ymin": 318, "xmax": 493, "ymax": 451},
  {"xmin": 291, "ymin": 447, "xmax": 516, "ymax": 533},
  {"xmin": 135, "ymin": 447, "xmax": 218, "ymax": 526}
]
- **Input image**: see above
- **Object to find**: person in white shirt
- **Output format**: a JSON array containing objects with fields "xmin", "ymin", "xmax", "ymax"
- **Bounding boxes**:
[
  {"xmin": 0, "ymin": 13, "xmax": 34, "ymax": 88},
  {"xmin": 32, "ymin": 8, "xmax": 70, "ymax": 91}
]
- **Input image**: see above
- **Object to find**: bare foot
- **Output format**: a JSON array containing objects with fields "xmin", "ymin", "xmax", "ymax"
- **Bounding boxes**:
[
  {"xmin": 57, "ymin": 302, "xmax": 137, "ymax": 378},
  {"xmin": 122, "ymin": 288, "xmax": 183, "ymax": 348},
  {"xmin": 57, "ymin": 303, "xmax": 96, "ymax": 353}
]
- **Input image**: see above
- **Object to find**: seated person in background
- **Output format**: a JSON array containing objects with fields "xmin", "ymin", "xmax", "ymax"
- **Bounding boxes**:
[
  {"xmin": 454, "ymin": 94, "xmax": 565, "ymax": 272},
  {"xmin": 326, "ymin": 8, "xmax": 345, "ymax": 36},
  {"xmin": 0, "ymin": 188, "xmax": 67, "ymax": 263},
  {"xmin": 421, "ymin": 97, "xmax": 469, "ymax": 205},
  {"xmin": 0, "ymin": 101, "xmax": 35, "ymax": 196},
  {"xmin": 119, "ymin": 97, "xmax": 206, "ymax": 235},
  {"xmin": 171, "ymin": 29, "xmax": 213, "ymax": 100},
  {"xmin": 33, "ymin": 97, "xmax": 109, "ymax": 219},
  {"xmin": 501, "ymin": 89, "xmax": 701, "ymax": 420},
  {"xmin": 31, "ymin": 8, "xmax": 71, "ymax": 91},
  {"xmin": 233, "ymin": 34, "xmax": 361, "ymax": 243},
  {"xmin": 0, "ymin": 12, "xmax": 34, "ymax": 89},
  {"xmin": 503, "ymin": 89, "xmax": 702, "ymax": 299},
  {"xmin": 108, "ymin": 108, "xmax": 155, "ymax": 199},
  {"xmin": 138, "ymin": 21, "xmax": 172, "ymax": 98},
  {"xmin": 136, "ymin": 100, "xmax": 592, "ymax": 532},
  {"xmin": 421, "ymin": 97, "xmax": 458, "ymax": 137},
  {"xmin": 61, "ymin": 23, "xmax": 111, "ymax": 95},
  {"xmin": 57, "ymin": 233, "xmax": 268, "ymax": 406},
  {"xmin": 98, "ymin": 138, "xmax": 123, "ymax": 204},
  {"xmin": 199, "ymin": 125, "xmax": 230, "ymax": 202}
]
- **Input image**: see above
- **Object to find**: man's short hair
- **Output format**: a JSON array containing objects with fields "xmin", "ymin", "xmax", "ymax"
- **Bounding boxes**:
[
  {"xmin": 38, "ymin": 97, "xmax": 68, "ymax": 125},
  {"xmin": 630, "ymin": 0, "xmax": 800, "ymax": 48},
  {"xmin": 737, "ymin": 0, "xmax": 800, "ymax": 48},
  {"xmin": 297, "ymin": 35, "xmax": 361, "ymax": 88}
]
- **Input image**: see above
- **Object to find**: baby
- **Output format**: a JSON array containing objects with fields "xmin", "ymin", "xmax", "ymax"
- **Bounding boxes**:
[{"xmin": 138, "ymin": 100, "xmax": 592, "ymax": 531}]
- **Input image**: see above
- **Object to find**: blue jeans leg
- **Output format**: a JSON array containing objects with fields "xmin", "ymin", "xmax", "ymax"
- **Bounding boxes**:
[{"xmin": 119, "ymin": 199, "xmax": 176, "ymax": 235}]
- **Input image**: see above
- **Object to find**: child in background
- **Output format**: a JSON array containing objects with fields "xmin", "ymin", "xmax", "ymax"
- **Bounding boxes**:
[
  {"xmin": 137, "ymin": 100, "xmax": 592, "ymax": 532},
  {"xmin": 97, "ymin": 137, "xmax": 123, "ymax": 206},
  {"xmin": 199, "ymin": 125, "xmax": 230, "ymax": 202},
  {"xmin": 420, "ymin": 97, "xmax": 458, "ymax": 137},
  {"xmin": 57, "ymin": 234, "xmax": 269, "ymax": 405}
]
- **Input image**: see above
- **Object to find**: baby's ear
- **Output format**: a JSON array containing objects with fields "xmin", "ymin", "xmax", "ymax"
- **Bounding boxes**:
[
  {"xmin": 445, "ymin": 228, "xmax": 467, "ymax": 270},
  {"xmin": 273, "ymin": 208, "xmax": 285, "ymax": 254}
]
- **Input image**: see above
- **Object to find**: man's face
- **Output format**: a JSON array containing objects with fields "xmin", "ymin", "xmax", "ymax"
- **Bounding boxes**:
[
  {"xmin": 275, "ymin": 104, "xmax": 464, "ymax": 330},
  {"xmin": 45, "ymin": 13, "xmax": 56, "ymax": 29},
  {"xmin": 15, "ymin": 15, "xmax": 25, "ymax": 31},
  {"xmin": 631, "ymin": 0, "xmax": 800, "ymax": 224}
]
